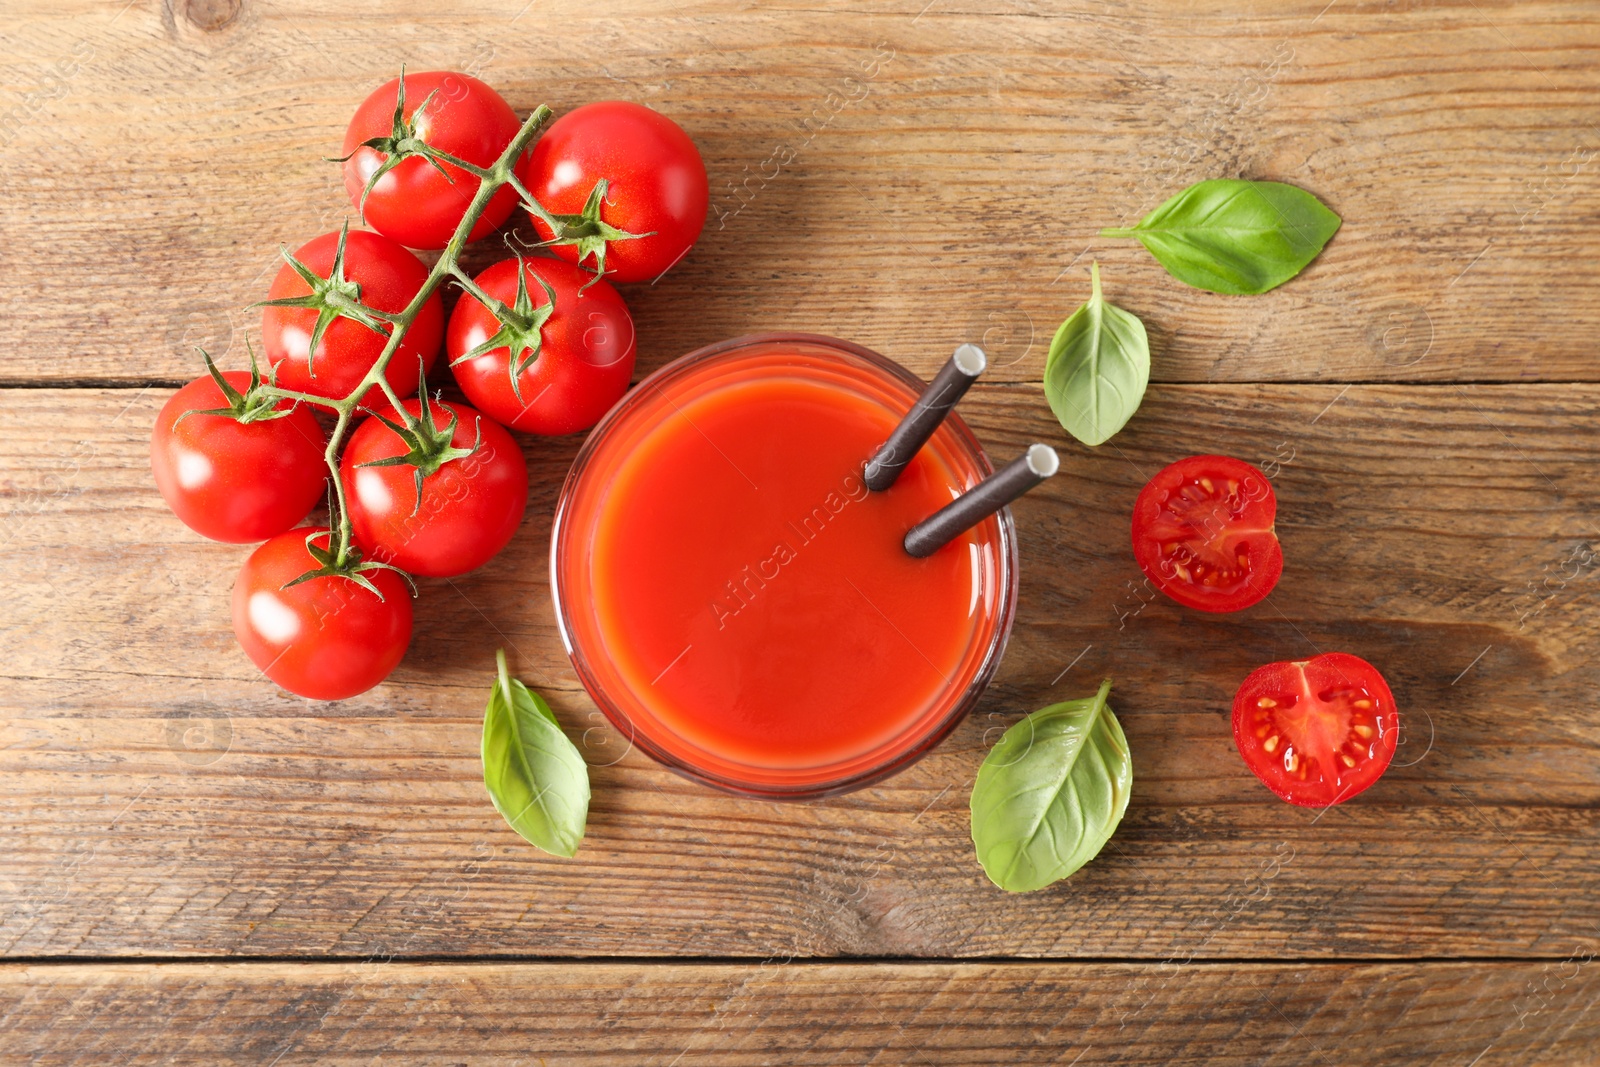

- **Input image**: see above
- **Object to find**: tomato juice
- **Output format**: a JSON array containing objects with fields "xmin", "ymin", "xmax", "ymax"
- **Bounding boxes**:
[{"xmin": 552, "ymin": 334, "xmax": 1017, "ymax": 797}]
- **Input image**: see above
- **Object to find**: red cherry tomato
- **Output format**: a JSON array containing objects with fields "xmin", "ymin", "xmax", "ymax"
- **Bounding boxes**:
[
  {"xmin": 518, "ymin": 101, "xmax": 708, "ymax": 283},
  {"xmin": 341, "ymin": 71, "xmax": 524, "ymax": 249},
  {"xmin": 341, "ymin": 398, "xmax": 529, "ymax": 577},
  {"xmin": 1232, "ymin": 653, "xmax": 1400, "ymax": 807},
  {"xmin": 232, "ymin": 528, "xmax": 413, "ymax": 701},
  {"xmin": 447, "ymin": 257, "xmax": 635, "ymax": 435},
  {"xmin": 260, "ymin": 229, "xmax": 444, "ymax": 405},
  {"xmin": 1130, "ymin": 455, "xmax": 1283, "ymax": 613},
  {"xmin": 150, "ymin": 370, "xmax": 327, "ymax": 543}
]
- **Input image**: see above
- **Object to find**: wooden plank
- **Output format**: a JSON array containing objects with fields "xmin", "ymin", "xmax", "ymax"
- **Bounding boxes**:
[
  {"xmin": 1, "ymin": 2, "xmax": 1597, "ymax": 384},
  {"xmin": 2, "ymin": 960, "xmax": 1597, "ymax": 1065},
  {"xmin": 2, "ymin": 383, "xmax": 1597, "ymax": 960}
]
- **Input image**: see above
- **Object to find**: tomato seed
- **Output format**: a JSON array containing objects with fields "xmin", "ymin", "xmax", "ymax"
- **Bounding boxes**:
[
  {"xmin": 1257, "ymin": 697, "xmax": 1277, "ymax": 708},
  {"xmin": 1263, "ymin": 735, "xmax": 1279, "ymax": 753},
  {"xmin": 1353, "ymin": 723, "xmax": 1373, "ymax": 739}
]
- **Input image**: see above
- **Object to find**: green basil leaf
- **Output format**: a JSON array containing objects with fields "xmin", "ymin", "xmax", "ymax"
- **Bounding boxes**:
[
  {"xmin": 481, "ymin": 649, "xmax": 590, "ymax": 857},
  {"xmin": 1102, "ymin": 179, "xmax": 1341, "ymax": 295},
  {"xmin": 1043, "ymin": 262, "xmax": 1150, "ymax": 447},
  {"xmin": 969, "ymin": 678, "xmax": 1132, "ymax": 893}
]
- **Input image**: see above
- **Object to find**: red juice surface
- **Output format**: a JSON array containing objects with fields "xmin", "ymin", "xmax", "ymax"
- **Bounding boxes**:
[{"xmin": 554, "ymin": 337, "xmax": 1011, "ymax": 794}]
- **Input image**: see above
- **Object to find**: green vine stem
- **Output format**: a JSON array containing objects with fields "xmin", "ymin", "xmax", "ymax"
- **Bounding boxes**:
[{"xmin": 261, "ymin": 102, "xmax": 554, "ymax": 571}]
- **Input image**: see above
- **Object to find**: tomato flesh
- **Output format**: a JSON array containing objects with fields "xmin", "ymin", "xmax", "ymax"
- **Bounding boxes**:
[
  {"xmin": 1232, "ymin": 652, "xmax": 1399, "ymax": 807},
  {"xmin": 1131, "ymin": 454, "xmax": 1282, "ymax": 613}
]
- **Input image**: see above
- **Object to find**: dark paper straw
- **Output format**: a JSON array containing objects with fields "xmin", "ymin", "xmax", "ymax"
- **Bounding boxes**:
[
  {"xmin": 904, "ymin": 444, "xmax": 1059, "ymax": 558},
  {"xmin": 864, "ymin": 343, "xmax": 987, "ymax": 492}
]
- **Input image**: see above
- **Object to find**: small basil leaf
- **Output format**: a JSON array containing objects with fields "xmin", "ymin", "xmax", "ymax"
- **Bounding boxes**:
[
  {"xmin": 1102, "ymin": 179, "xmax": 1341, "ymax": 295},
  {"xmin": 970, "ymin": 678, "xmax": 1133, "ymax": 893},
  {"xmin": 481, "ymin": 649, "xmax": 589, "ymax": 857},
  {"xmin": 1043, "ymin": 262, "xmax": 1150, "ymax": 447}
]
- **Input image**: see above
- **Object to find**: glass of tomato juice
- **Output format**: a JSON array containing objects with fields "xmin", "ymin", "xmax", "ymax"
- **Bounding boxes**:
[{"xmin": 551, "ymin": 333, "xmax": 1018, "ymax": 798}]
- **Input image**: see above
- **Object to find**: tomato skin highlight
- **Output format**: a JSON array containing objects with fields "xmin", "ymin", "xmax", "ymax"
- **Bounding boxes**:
[
  {"xmin": 341, "ymin": 399, "xmax": 529, "ymax": 578},
  {"xmin": 1131, "ymin": 454, "xmax": 1283, "ymax": 613},
  {"xmin": 150, "ymin": 372, "xmax": 327, "ymax": 543},
  {"xmin": 341, "ymin": 71, "xmax": 524, "ymax": 250},
  {"xmin": 231, "ymin": 528, "xmax": 413, "ymax": 701},
  {"xmin": 260, "ymin": 229, "xmax": 444, "ymax": 405},
  {"xmin": 518, "ymin": 100, "xmax": 708, "ymax": 283},
  {"xmin": 447, "ymin": 257, "xmax": 636, "ymax": 435},
  {"xmin": 1232, "ymin": 652, "xmax": 1399, "ymax": 808}
]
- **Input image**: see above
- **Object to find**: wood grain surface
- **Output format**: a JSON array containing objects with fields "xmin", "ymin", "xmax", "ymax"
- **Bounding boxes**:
[
  {"xmin": 4, "ymin": 0, "xmax": 1599, "ymax": 1062},
  {"xmin": 1, "ymin": 2, "xmax": 1598, "ymax": 385},
  {"xmin": 3, "ymin": 383, "xmax": 1596, "ymax": 961},
  {"xmin": 4, "ymin": 960, "xmax": 1597, "ymax": 1066}
]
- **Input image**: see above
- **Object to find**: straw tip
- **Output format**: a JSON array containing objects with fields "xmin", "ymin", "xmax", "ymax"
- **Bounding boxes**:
[
  {"xmin": 952, "ymin": 343, "xmax": 987, "ymax": 376},
  {"xmin": 1026, "ymin": 443, "xmax": 1060, "ymax": 478}
]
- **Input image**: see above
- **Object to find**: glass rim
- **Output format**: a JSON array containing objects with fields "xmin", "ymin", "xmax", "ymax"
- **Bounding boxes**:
[{"xmin": 550, "ymin": 332, "xmax": 1020, "ymax": 800}]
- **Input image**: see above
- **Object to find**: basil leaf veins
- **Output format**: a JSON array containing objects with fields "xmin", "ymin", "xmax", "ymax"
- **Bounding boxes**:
[
  {"xmin": 1043, "ymin": 261, "xmax": 1151, "ymax": 447},
  {"xmin": 1101, "ymin": 179, "xmax": 1341, "ymax": 295},
  {"xmin": 970, "ymin": 678, "xmax": 1133, "ymax": 893},
  {"xmin": 481, "ymin": 649, "xmax": 590, "ymax": 857}
]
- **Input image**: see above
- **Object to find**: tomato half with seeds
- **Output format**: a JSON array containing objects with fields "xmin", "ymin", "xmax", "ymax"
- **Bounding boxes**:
[
  {"xmin": 1232, "ymin": 653, "xmax": 1399, "ymax": 807},
  {"xmin": 232, "ymin": 528, "xmax": 413, "ymax": 701},
  {"xmin": 1130, "ymin": 455, "xmax": 1283, "ymax": 613}
]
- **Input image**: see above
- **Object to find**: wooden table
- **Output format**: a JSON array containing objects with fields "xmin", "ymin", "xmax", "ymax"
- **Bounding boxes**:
[{"xmin": 3, "ymin": 1, "xmax": 1598, "ymax": 1062}]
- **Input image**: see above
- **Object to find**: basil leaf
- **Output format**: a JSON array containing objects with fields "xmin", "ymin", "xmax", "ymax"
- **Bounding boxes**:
[
  {"xmin": 1043, "ymin": 262, "xmax": 1150, "ymax": 447},
  {"xmin": 1101, "ymin": 179, "xmax": 1341, "ymax": 295},
  {"xmin": 969, "ymin": 678, "xmax": 1132, "ymax": 893},
  {"xmin": 481, "ymin": 649, "xmax": 590, "ymax": 857}
]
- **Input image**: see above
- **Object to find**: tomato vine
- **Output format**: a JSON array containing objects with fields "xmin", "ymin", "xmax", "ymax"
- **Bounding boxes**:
[{"xmin": 254, "ymin": 91, "xmax": 560, "ymax": 579}]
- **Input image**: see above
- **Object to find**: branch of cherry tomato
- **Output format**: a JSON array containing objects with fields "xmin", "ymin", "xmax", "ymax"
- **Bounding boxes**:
[
  {"xmin": 254, "ymin": 96, "xmax": 556, "ymax": 572},
  {"xmin": 150, "ymin": 70, "xmax": 709, "ymax": 700}
]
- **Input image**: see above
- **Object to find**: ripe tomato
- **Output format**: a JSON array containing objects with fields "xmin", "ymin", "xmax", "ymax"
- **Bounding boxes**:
[
  {"xmin": 260, "ymin": 228, "xmax": 444, "ymax": 404},
  {"xmin": 342, "ymin": 398, "xmax": 529, "ymax": 577},
  {"xmin": 447, "ymin": 256, "xmax": 635, "ymax": 435},
  {"xmin": 518, "ymin": 100, "xmax": 708, "ymax": 283},
  {"xmin": 232, "ymin": 528, "xmax": 413, "ymax": 701},
  {"xmin": 151, "ymin": 367, "xmax": 327, "ymax": 543},
  {"xmin": 1130, "ymin": 455, "xmax": 1283, "ymax": 613},
  {"xmin": 341, "ymin": 71, "xmax": 524, "ymax": 250},
  {"xmin": 1232, "ymin": 653, "xmax": 1400, "ymax": 807}
]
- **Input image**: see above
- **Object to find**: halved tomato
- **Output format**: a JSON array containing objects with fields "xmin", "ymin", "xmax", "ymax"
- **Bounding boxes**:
[
  {"xmin": 1130, "ymin": 454, "xmax": 1283, "ymax": 613},
  {"xmin": 1232, "ymin": 652, "xmax": 1400, "ymax": 807}
]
